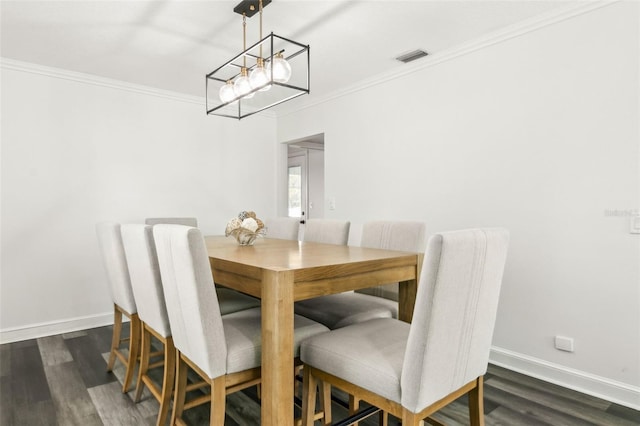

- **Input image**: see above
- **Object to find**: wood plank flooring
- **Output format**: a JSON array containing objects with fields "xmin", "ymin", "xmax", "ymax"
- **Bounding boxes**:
[{"xmin": 0, "ymin": 324, "xmax": 638, "ymax": 425}]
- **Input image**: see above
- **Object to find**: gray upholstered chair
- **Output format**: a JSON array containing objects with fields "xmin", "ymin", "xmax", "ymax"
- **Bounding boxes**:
[
  {"xmin": 302, "ymin": 219, "xmax": 350, "ymax": 245},
  {"xmin": 264, "ymin": 217, "xmax": 300, "ymax": 240},
  {"xmin": 120, "ymin": 224, "xmax": 175, "ymax": 426},
  {"xmin": 152, "ymin": 224, "xmax": 330, "ymax": 425},
  {"xmin": 300, "ymin": 228, "xmax": 510, "ymax": 426},
  {"xmin": 294, "ymin": 221, "xmax": 426, "ymax": 330},
  {"xmin": 146, "ymin": 218, "xmax": 259, "ymax": 314},
  {"xmin": 356, "ymin": 221, "xmax": 426, "ymax": 301},
  {"xmin": 145, "ymin": 217, "xmax": 198, "ymax": 227},
  {"xmin": 95, "ymin": 222, "xmax": 140, "ymax": 393}
]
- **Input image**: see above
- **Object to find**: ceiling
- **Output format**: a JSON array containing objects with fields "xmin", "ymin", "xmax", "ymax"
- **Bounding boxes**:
[{"xmin": 1, "ymin": 1, "xmax": 581, "ymax": 111}]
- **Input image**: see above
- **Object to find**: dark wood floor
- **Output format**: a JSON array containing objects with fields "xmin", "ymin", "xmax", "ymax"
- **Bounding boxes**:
[{"xmin": 1, "ymin": 324, "xmax": 638, "ymax": 426}]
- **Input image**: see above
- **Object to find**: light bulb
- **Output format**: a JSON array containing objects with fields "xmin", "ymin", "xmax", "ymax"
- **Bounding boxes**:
[
  {"xmin": 233, "ymin": 68, "xmax": 254, "ymax": 99},
  {"xmin": 250, "ymin": 59, "xmax": 271, "ymax": 92},
  {"xmin": 219, "ymin": 80, "xmax": 236, "ymax": 104},
  {"xmin": 271, "ymin": 53, "xmax": 291, "ymax": 83}
]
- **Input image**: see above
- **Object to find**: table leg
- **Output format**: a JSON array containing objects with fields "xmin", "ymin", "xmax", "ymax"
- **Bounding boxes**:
[
  {"xmin": 398, "ymin": 254, "xmax": 423, "ymax": 323},
  {"xmin": 261, "ymin": 269, "xmax": 295, "ymax": 426}
]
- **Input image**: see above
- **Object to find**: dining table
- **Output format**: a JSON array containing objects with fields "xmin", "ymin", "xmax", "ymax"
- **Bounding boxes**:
[{"xmin": 205, "ymin": 235, "xmax": 423, "ymax": 425}]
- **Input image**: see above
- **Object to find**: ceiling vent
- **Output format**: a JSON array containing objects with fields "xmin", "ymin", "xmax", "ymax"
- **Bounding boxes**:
[{"xmin": 395, "ymin": 49, "xmax": 429, "ymax": 63}]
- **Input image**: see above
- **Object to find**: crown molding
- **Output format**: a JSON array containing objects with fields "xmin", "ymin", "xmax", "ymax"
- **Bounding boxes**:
[
  {"xmin": 0, "ymin": 0, "xmax": 616, "ymax": 121},
  {"xmin": 1, "ymin": 58, "xmax": 205, "ymax": 105},
  {"xmin": 277, "ymin": 0, "xmax": 619, "ymax": 118},
  {"xmin": 0, "ymin": 58, "xmax": 278, "ymax": 119}
]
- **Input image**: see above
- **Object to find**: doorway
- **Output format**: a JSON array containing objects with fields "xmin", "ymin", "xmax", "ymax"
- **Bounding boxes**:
[{"xmin": 286, "ymin": 134, "xmax": 325, "ymax": 228}]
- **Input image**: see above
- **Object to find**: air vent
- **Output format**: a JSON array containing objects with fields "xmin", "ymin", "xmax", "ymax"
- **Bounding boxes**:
[{"xmin": 395, "ymin": 49, "xmax": 429, "ymax": 63}]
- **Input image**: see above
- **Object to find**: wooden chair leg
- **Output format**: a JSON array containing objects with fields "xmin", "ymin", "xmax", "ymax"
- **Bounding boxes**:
[
  {"xmin": 171, "ymin": 350, "xmax": 188, "ymax": 426},
  {"xmin": 402, "ymin": 409, "xmax": 425, "ymax": 426},
  {"xmin": 157, "ymin": 337, "xmax": 176, "ymax": 426},
  {"xmin": 302, "ymin": 366, "xmax": 318, "ymax": 426},
  {"xmin": 349, "ymin": 394, "xmax": 360, "ymax": 426},
  {"xmin": 107, "ymin": 305, "xmax": 122, "ymax": 372},
  {"xmin": 379, "ymin": 410, "xmax": 388, "ymax": 426},
  {"xmin": 320, "ymin": 379, "xmax": 332, "ymax": 425},
  {"xmin": 468, "ymin": 376, "xmax": 485, "ymax": 426},
  {"xmin": 210, "ymin": 376, "xmax": 226, "ymax": 426},
  {"xmin": 122, "ymin": 313, "xmax": 141, "ymax": 393},
  {"xmin": 134, "ymin": 324, "xmax": 151, "ymax": 402}
]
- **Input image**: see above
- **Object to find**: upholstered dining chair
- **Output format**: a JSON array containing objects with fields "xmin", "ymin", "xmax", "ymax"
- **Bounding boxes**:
[
  {"xmin": 152, "ymin": 224, "xmax": 330, "ymax": 425},
  {"xmin": 295, "ymin": 221, "xmax": 426, "ymax": 330},
  {"xmin": 95, "ymin": 222, "xmax": 140, "ymax": 393},
  {"xmin": 300, "ymin": 228, "xmax": 510, "ymax": 426},
  {"xmin": 302, "ymin": 219, "xmax": 350, "ymax": 245},
  {"xmin": 120, "ymin": 224, "xmax": 175, "ymax": 426},
  {"xmin": 145, "ymin": 217, "xmax": 198, "ymax": 227},
  {"xmin": 145, "ymin": 217, "xmax": 260, "ymax": 314},
  {"xmin": 264, "ymin": 217, "xmax": 300, "ymax": 240},
  {"xmin": 356, "ymin": 221, "xmax": 426, "ymax": 301}
]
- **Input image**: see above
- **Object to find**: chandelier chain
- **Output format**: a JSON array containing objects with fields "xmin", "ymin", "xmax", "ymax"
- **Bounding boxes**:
[
  {"xmin": 259, "ymin": 0, "xmax": 263, "ymax": 59},
  {"xmin": 242, "ymin": 13, "xmax": 247, "ymax": 68}
]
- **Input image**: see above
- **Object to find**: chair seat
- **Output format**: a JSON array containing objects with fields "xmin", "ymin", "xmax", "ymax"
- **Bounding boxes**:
[
  {"xmin": 295, "ymin": 292, "xmax": 397, "ymax": 329},
  {"xmin": 224, "ymin": 307, "xmax": 330, "ymax": 374},
  {"xmin": 217, "ymin": 287, "xmax": 261, "ymax": 315},
  {"xmin": 301, "ymin": 318, "xmax": 408, "ymax": 404}
]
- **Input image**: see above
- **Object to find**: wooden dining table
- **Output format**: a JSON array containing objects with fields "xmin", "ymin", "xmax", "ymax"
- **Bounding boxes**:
[{"xmin": 205, "ymin": 235, "xmax": 423, "ymax": 425}]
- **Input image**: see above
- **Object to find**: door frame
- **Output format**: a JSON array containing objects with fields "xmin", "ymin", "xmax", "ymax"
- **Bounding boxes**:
[
  {"xmin": 287, "ymin": 151, "xmax": 308, "ymax": 223},
  {"xmin": 279, "ymin": 133, "xmax": 325, "ymax": 220}
]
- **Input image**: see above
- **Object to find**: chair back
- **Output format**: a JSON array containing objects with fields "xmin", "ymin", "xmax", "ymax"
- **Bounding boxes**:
[
  {"xmin": 96, "ymin": 222, "xmax": 137, "ymax": 314},
  {"xmin": 145, "ymin": 217, "xmax": 198, "ymax": 227},
  {"xmin": 401, "ymin": 228, "xmax": 509, "ymax": 413},
  {"xmin": 121, "ymin": 224, "xmax": 171, "ymax": 338},
  {"xmin": 303, "ymin": 219, "xmax": 350, "ymax": 245},
  {"xmin": 265, "ymin": 217, "xmax": 300, "ymax": 240},
  {"xmin": 153, "ymin": 224, "xmax": 227, "ymax": 379},
  {"xmin": 357, "ymin": 221, "xmax": 426, "ymax": 301}
]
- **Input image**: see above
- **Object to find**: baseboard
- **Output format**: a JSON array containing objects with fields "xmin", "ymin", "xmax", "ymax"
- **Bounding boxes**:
[
  {"xmin": 2, "ymin": 318, "xmax": 638, "ymax": 410},
  {"xmin": 490, "ymin": 346, "xmax": 640, "ymax": 410},
  {"xmin": 0, "ymin": 312, "xmax": 116, "ymax": 344}
]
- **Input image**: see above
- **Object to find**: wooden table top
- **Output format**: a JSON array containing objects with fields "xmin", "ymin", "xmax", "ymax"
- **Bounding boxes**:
[{"xmin": 204, "ymin": 235, "xmax": 418, "ymax": 271}]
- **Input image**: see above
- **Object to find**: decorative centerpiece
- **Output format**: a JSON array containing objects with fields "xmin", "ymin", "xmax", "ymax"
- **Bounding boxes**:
[{"xmin": 225, "ymin": 211, "xmax": 267, "ymax": 245}]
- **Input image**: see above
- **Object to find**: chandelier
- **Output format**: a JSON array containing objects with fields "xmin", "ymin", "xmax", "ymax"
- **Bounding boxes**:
[{"xmin": 206, "ymin": 0, "xmax": 310, "ymax": 120}]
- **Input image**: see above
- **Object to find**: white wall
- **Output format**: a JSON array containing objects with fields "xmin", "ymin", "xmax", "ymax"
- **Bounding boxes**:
[
  {"xmin": 0, "ymin": 63, "xmax": 277, "ymax": 339},
  {"xmin": 277, "ymin": 2, "xmax": 639, "ymax": 407}
]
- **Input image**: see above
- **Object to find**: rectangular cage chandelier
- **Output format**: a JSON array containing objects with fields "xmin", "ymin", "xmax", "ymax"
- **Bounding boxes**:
[{"xmin": 206, "ymin": 0, "xmax": 310, "ymax": 120}]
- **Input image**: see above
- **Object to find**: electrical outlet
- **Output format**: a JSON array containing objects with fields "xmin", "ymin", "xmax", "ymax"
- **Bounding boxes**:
[{"xmin": 555, "ymin": 336, "xmax": 574, "ymax": 352}]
